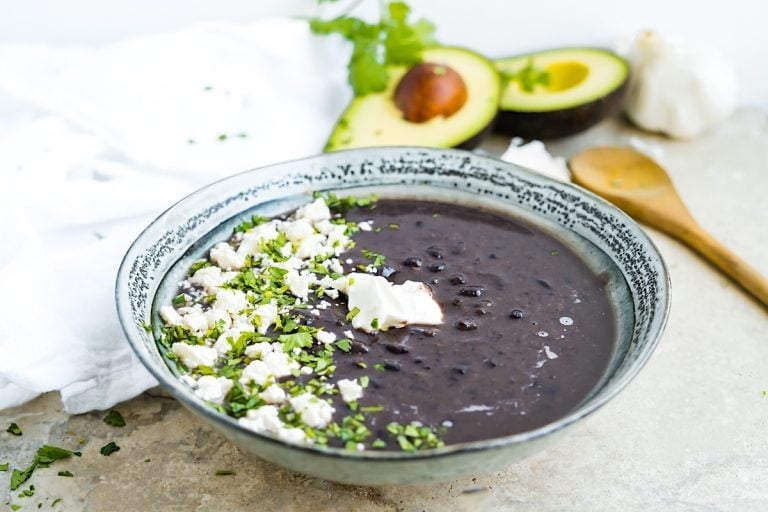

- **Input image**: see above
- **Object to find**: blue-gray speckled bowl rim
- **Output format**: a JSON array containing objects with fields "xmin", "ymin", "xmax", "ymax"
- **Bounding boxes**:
[{"xmin": 116, "ymin": 146, "xmax": 670, "ymax": 465}]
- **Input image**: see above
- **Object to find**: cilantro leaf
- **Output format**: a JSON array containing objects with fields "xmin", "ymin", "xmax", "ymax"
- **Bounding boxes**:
[
  {"xmin": 309, "ymin": 1, "xmax": 436, "ymax": 96},
  {"xmin": 10, "ymin": 463, "xmax": 36, "ymax": 491},
  {"xmin": 7, "ymin": 422, "xmax": 22, "ymax": 436},
  {"xmin": 335, "ymin": 339, "xmax": 352, "ymax": 353},
  {"xmin": 215, "ymin": 469, "xmax": 236, "ymax": 475},
  {"xmin": 99, "ymin": 442, "xmax": 120, "ymax": 456},
  {"xmin": 0, "ymin": 462, "xmax": 8, "ymax": 471},
  {"xmin": 57, "ymin": 471, "xmax": 74, "ymax": 477},
  {"xmin": 278, "ymin": 332, "xmax": 314, "ymax": 352},
  {"xmin": 35, "ymin": 445, "xmax": 72, "ymax": 465},
  {"xmin": 103, "ymin": 410, "xmax": 126, "ymax": 427}
]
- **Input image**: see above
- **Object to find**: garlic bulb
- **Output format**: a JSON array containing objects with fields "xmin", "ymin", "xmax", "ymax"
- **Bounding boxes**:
[{"xmin": 624, "ymin": 31, "xmax": 738, "ymax": 139}]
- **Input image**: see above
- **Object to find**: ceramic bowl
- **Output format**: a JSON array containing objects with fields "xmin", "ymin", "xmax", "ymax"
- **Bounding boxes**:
[{"xmin": 116, "ymin": 147, "xmax": 670, "ymax": 485}]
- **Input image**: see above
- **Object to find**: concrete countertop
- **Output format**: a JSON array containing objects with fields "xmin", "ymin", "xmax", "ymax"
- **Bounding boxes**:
[{"xmin": 2, "ymin": 110, "xmax": 767, "ymax": 511}]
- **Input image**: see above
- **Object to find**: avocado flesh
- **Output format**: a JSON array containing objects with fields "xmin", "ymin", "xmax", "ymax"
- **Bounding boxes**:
[
  {"xmin": 495, "ymin": 48, "xmax": 628, "ymax": 139},
  {"xmin": 325, "ymin": 47, "xmax": 500, "ymax": 152}
]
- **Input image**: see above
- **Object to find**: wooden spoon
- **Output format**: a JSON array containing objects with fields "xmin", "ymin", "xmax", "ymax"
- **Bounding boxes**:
[{"xmin": 569, "ymin": 146, "xmax": 768, "ymax": 308}]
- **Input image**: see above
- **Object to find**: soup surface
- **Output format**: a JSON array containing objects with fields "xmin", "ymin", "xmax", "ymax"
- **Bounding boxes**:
[{"xmin": 157, "ymin": 196, "xmax": 615, "ymax": 451}]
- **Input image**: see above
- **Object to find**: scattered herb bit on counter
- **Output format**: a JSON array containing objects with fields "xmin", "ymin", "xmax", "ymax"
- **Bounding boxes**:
[
  {"xmin": 214, "ymin": 469, "xmax": 236, "ymax": 476},
  {"xmin": 18, "ymin": 485, "xmax": 35, "ymax": 497},
  {"xmin": 309, "ymin": 1, "xmax": 436, "ymax": 96},
  {"xmin": 36, "ymin": 446, "xmax": 73, "ymax": 466},
  {"xmin": 0, "ymin": 463, "xmax": 8, "ymax": 471},
  {"xmin": 99, "ymin": 442, "xmax": 120, "ymax": 456},
  {"xmin": 103, "ymin": 410, "xmax": 126, "ymax": 427},
  {"xmin": 10, "ymin": 464, "xmax": 36, "ymax": 491},
  {"xmin": 52, "ymin": 498, "xmax": 63, "ymax": 507},
  {"xmin": 7, "ymin": 422, "xmax": 22, "ymax": 436},
  {"xmin": 57, "ymin": 471, "xmax": 73, "ymax": 478},
  {"xmin": 10, "ymin": 504, "xmax": 21, "ymax": 511}
]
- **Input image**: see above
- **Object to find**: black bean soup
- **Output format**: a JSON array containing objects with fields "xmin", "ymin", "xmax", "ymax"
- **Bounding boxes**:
[{"xmin": 316, "ymin": 199, "xmax": 615, "ymax": 445}]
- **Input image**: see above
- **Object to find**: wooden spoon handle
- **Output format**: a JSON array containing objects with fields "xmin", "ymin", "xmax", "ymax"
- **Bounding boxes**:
[{"xmin": 678, "ymin": 224, "xmax": 768, "ymax": 308}]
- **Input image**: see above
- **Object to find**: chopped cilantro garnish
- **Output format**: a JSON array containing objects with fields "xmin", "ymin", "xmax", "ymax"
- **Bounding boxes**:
[
  {"xmin": 550, "ymin": 250, "xmax": 560, "ymax": 256},
  {"xmin": 359, "ymin": 376, "xmax": 369, "ymax": 388},
  {"xmin": 52, "ymin": 499, "xmax": 62, "ymax": 507},
  {"xmin": 103, "ymin": 410, "xmax": 126, "ymax": 427},
  {"xmin": 371, "ymin": 439, "xmax": 387, "ymax": 449},
  {"xmin": 99, "ymin": 442, "xmax": 120, "ymax": 456},
  {"xmin": 10, "ymin": 463, "xmax": 36, "ymax": 491},
  {"xmin": 0, "ymin": 462, "xmax": 8, "ymax": 471},
  {"xmin": 360, "ymin": 404, "xmax": 384, "ymax": 413},
  {"xmin": 374, "ymin": 363, "xmax": 385, "ymax": 372},
  {"xmin": 279, "ymin": 332, "xmax": 314, "ymax": 352},
  {"xmin": 7, "ymin": 422, "xmax": 22, "ymax": 435},
  {"xmin": 388, "ymin": 223, "xmax": 399, "ymax": 230},
  {"xmin": 370, "ymin": 318, "xmax": 380, "ymax": 330},
  {"xmin": 57, "ymin": 471, "xmax": 73, "ymax": 477},
  {"xmin": 36, "ymin": 445, "xmax": 72, "ymax": 465},
  {"xmin": 346, "ymin": 307, "xmax": 360, "ymax": 321},
  {"xmin": 313, "ymin": 192, "xmax": 378, "ymax": 214},
  {"xmin": 172, "ymin": 294, "xmax": 186, "ymax": 305},
  {"xmin": 141, "ymin": 322, "xmax": 152, "ymax": 333},
  {"xmin": 335, "ymin": 339, "xmax": 352, "ymax": 353},
  {"xmin": 215, "ymin": 469, "xmax": 236, "ymax": 476},
  {"xmin": 10, "ymin": 504, "xmax": 21, "ymax": 511}
]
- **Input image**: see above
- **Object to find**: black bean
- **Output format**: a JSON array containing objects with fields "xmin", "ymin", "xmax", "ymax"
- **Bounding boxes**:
[
  {"xmin": 426, "ymin": 246, "xmax": 444, "ymax": 259},
  {"xmin": 475, "ymin": 308, "xmax": 487, "ymax": 316},
  {"xmin": 489, "ymin": 253, "xmax": 497, "ymax": 259},
  {"xmin": 455, "ymin": 318, "xmax": 478, "ymax": 331},
  {"xmin": 382, "ymin": 360, "xmax": 402, "ymax": 372},
  {"xmin": 509, "ymin": 309, "xmax": 524, "ymax": 319},
  {"xmin": 403, "ymin": 257, "xmax": 423, "ymax": 268},
  {"xmin": 452, "ymin": 364, "xmax": 470, "ymax": 375},
  {"xmin": 415, "ymin": 220, "xmax": 424, "ymax": 227},
  {"xmin": 422, "ymin": 328, "xmax": 438, "ymax": 337},
  {"xmin": 413, "ymin": 356, "xmax": 424, "ymax": 364},
  {"xmin": 380, "ymin": 265, "xmax": 398, "ymax": 278},
  {"xmin": 350, "ymin": 341, "xmax": 370, "ymax": 354},
  {"xmin": 384, "ymin": 344, "xmax": 410, "ymax": 355},
  {"xmin": 429, "ymin": 277, "xmax": 439, "ymax": 285},
  {"xmin": 476, "ymin": 299, "xmax": 494, "ymax": 308},
  {"xmin": 450, "ymin": 273, "xmax": 467, "ymax": 285},
  {"xmin": 429, "ymin": 262, "xmax": 446, "ymax": 272},
  {"xmin": 459, "ymin": 285, "xmax": 485, "ymax": 297},
  {"xmin": 451, "ymin": 297, "xmax": 463, "ymax": 306},
  {"xmin": 535, "ymin": 278, "xmax": 552, "ymax": 289},
  {"xmin": 484, "ymin": 359, "xmax": 498, "ymax": 368}
]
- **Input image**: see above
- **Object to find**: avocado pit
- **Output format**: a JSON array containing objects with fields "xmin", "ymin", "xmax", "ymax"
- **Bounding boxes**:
[{"xmin": 394, "ymin": 62, "xmax": 468, "ymax": 123}]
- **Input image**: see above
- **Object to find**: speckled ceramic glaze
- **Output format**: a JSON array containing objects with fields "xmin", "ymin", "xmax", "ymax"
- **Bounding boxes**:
[{"xmin": 116, "ymin": 147, "xmax": 670, "ymax": 485}]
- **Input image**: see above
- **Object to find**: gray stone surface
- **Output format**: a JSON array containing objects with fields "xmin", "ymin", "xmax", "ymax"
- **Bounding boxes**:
[{"xmin": 2, "ymin": 110, "xmax": 767, "ymax": 511}]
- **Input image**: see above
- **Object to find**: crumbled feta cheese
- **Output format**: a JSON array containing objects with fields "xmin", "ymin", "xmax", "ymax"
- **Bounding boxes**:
[
  {"xmin": 300, "ymin": 366, "xmax": 313, "ymax": 375},
  {"xmin": 336, "ymin": 378, "xmax": 364, "ymax": 403},
  {"xmin": 189, "ymin": 266, "xmax": 232, "ymax": 294},
  {"xmin": 244, "ymin": 341, "xmax": 273, "ymax": 359},
  {"xmin": 180, "ymin": 374, "xmax": 198, "ymax": 388},
  {"xmin": 171, "ymin": 343, "xmax": 218, "ymax": 369},
  {"xmin": 277, "ymin": 427, "xmax": 307, "ymax": 445},
  {"xmin": 240, "ymin": 360, "xmax": 271, "ymax": 386},
  {"xmin": 182, "ymin": 307, "xmax": 209, "ymax": 335},
  {"xmin": 295, "ymin": 197, "xmax": 332, "ymax": 223},
  {"xmin": 289, "ymin": 393, "xmax": 334, "ymax": 428},
  {"xmin": 195, "ymin": 376, "xmax": 233, "ymax": 403},
  {"xmin": 285, "ymin": 269, "xmax": 310, "ymax": 300},
  {"xmin": 238, "ymin": 405, "xmax": 283, "ymax": 434},
  {"xmin": 214, "ymin": 326, "xmax": 254, "ymax": 355},
  {"xmin": 204, "ymin": 308, "xmax": 232, "ymax": 330},
  {"xmin": 296, "ymin": 234, "xmax": 330, "ymax": 259},
  {"xmin": 210, "ymin": 242, "xmax": 246, "ymax": 271},
  {"xmin": 343, "ymin": 329, "xmax": 355, "ymax": 340},
  {"xmin": 544, "ymin": 345, "xmax": 559, "ymax": 359},
  {"xmin": 328, "ymin": 259, "xmax": 344, "ymax": 274},
  {"xmin": 334, "ymin": 273, "xmax": 443, "ymax": 333},
  {"xmin": 315, "ymin": 330, "xmax": 337, "ymax": 345},
  {"xmin": 253, "ymin": 301, "xmax": 278, "ymax": 335},
  {"xmin": 237, "ymin": 222, "xmax": 279, "ymax": 256},
  {"xmin": 259, "ymin": 383, "xmax": 287, "ymax": 404},
  {"xmin": 262, "ymin": 351, "xmax": 299, "ymax": 378},
  {"xmin": 282, "ymin": 219, "xmax": 314, "ymax": 243},
  {"xmin": 315, "ymin": 219, "xmax": 334, "ymax": 235},
  {"xmin": 215, "ymin": 289, "xmax": 249, "ymax": 315},
  {"xmin": 358, "ymin": 221, "xmax": 372, "ymax": 231},
  {"xmin": 160, "ymin": 305, "xmax": 183, "ymax": 326}
]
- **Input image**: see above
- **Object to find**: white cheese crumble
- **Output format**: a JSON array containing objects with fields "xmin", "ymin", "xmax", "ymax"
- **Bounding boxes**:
[
  {"xmin": 210, "ymin": 241, "xmax": 246, "ymax": 271},
  {"xmin": 259, "ymin": 383, "xmax": 287, "ymax": 404},
  {"xmin": 195, "ymin": 376, "xmax": 233, "ymax": 403},
  {"xmin": 315, "ymin": 330, "xmax": 337, "ymax": 345},
  {"xmin": 289, "ymin": 393, "xmax": 334, "ymax": 428},
  {"xmin": 334, "ymin": 273, "xmax": 443, "ymax": 333},
  {"xmin": 171, "ymin": 343, "xmax": 218, "ymax": 369},
  {"xmin": 160, "ymin": 305, "xmax": 183, "ymax": 326},
  {"xmin": 336, "ymin": 378, "xmax": 364, "ymax": 403}
]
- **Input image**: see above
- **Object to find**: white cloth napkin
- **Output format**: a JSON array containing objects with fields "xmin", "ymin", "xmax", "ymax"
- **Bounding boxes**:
[{"xmin": 0, "ymin": 19, "xmax": 350, "ymax": 413}]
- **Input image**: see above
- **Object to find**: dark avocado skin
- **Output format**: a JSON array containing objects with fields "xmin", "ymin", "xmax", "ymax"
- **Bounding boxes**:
[{"xmin": 494, "ymin": 78, "xmax": 628, "ymax": 139}]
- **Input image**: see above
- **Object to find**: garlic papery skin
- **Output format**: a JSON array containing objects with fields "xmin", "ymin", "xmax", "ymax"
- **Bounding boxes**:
[{"xmin": 624, "ymin": 31, "xmax": 738, "ymax": 139}]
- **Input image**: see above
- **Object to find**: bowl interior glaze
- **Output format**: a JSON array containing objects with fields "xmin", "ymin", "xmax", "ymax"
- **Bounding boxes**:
[{"xmin": 116, "ymin": 147, "xmax": 670, "ymax": 485}]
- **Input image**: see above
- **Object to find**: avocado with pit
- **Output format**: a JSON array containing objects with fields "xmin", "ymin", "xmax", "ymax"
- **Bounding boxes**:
[
  {"xmin": 325, "ymin": 46, "xmax": 500, "ymax": 152},
  {"xmin": 495, "ymin": 48, "xmax": 629, "ymax": 139}
]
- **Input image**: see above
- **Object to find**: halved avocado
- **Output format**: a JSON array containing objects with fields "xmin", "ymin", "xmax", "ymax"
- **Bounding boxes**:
[
  {"xmin": 325, "ymin": 46, "xmax": 500, "ymax": 152},
  {"xmin": 495, "ymin": 48, "xmax": 629, "ymax": 139}
]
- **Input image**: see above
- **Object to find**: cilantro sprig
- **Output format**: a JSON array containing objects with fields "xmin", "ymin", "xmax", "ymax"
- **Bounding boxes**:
[{"xmin": 309, "ymin": 1, "xmax": 436, "ymax": 96}]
